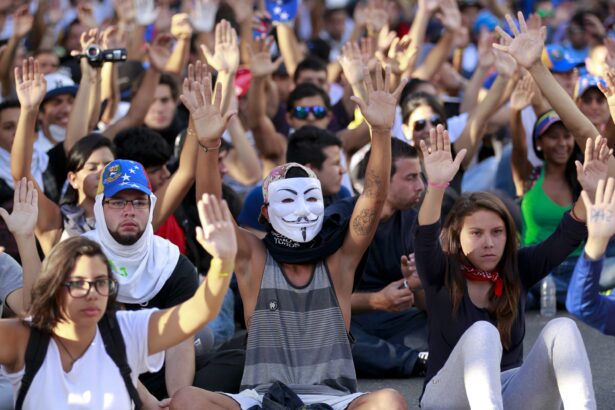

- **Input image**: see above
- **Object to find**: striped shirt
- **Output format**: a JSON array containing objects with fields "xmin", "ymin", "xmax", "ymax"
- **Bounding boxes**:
[{"xmin": 240, "ymin": 251, "xmax": 357, "ymax": 396}]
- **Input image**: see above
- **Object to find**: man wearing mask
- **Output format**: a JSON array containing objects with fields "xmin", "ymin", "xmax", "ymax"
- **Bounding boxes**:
[{"xmin": 171, "ymin": 63, "xmax": 409, "ymax": 408}]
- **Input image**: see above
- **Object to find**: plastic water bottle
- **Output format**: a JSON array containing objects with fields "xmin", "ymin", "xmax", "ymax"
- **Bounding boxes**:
[{"xmin": 540, "ymin": 274, "xmax": 557, "ymax": 317}]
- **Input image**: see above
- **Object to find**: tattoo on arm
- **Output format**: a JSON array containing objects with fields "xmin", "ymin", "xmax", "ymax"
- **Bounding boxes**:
[
  {"xmin": 362, "ymin": 169, "xmax": 382, "ymax": 199},
  {"xmin": 351, "ymin": 208, "xmax": 376, "ymax": 236}
]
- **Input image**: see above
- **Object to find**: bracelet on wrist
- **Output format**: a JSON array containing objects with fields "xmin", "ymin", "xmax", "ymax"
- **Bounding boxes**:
[
  {"xmin": 428, "ymin": 181, "xmax": 449, "ymax": 189},
  {"xmin": 198, "ymin": 139, "xmax": 222, "ymax": 153},
  {"xmin": 210, "ymin": 258, "xmax": 232, "ymax": 277}
]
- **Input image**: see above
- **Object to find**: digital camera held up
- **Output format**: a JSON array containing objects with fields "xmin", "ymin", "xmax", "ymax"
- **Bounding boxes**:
[{"xmin": 82, "ymin": 45, "xmax": 127, "ymax": 67}]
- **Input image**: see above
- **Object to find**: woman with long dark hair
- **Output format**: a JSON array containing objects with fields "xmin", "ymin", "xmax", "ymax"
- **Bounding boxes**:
[
  {"xmin": 415, "ymin": 125, "xmax": 599, "ymax": 409},
  {"xmin": 0, "ymin": 191, "xmax": 236, "ymax": 410}
]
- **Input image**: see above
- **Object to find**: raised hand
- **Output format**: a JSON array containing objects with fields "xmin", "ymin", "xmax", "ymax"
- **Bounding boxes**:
[
  {"xmin": 576, "ymin": 135, "xmax": 612, "ymax": 198},
  {"xmin": 351, "ymin": 65, "xmax": 407, "ymax": 133},
  {"xmin": 0, "ymin": 178, "xmax": 38, "ymax": 239},
  {"xmin": 12, "ymin": 5, "xmax": 33, "ymax": 39},
  {"xmin": 359, "ymin": 37, "xmax": 378, "ymax": 73},
  {"xmin": 376, "ymin": 26, "xmax": 397, "ymax": 54},
  {"xmin": 171, "ymin": 13, "xmax": 193, "ymax": 40},
  {"xmin": 15, "ymin": 58, "xmax": 47, "ymax": 111},
  {"xmin": 477, "ymin": 28, "xmax": 496, "ymax": 70},
  {"xmin": 196, "ymin": 194, "xmax": 237, "ymax": 262},
  {"xmin": 492, "ymin": 34, "xmax": 517, "ymax": 77},
  {"xmin": 147, "ymin": 33, "xmax": 174, "ymax": 72},
  {"xmin": 418, "ymin": 0, "xmax": 440, "ymax": 14},
  {"xmin": 436, "ymin": 0, "xmax": 461, "ymax": 32},
  {"xmin": 597, "ymin": 69, "xmax": 615, "ymax": 108},
  {"xmin": 179, "ymin": 61, "xmax": 235, "ymax": 145},
  {"xmin": 366, "ymin": 0, "xmax": 388, "ymax": 35},
  {"xmin": 581, "ymin": 178, "xmax": 615, "ymax": 242},
  {"xmin": 134, "ymin": 0, "xmax": 159, "ymax": 26},
  {"xmin": 420, "ymin": 124, "xmax": 467, "ymax": 185},
  {"xmin": 201, "ymin": 20, "xmax": 239, "ymax": 74},
  {"xmin": 509, "ymin": 74, "xmax": 535, "ymax": 111},
  {"xmin": 388, "ymin": 34, "xmax": 418, "ymax": 74},
  {"xmin": 339, "ymin": 42, "xmax": 365, "ymax": 85},
  {"xmin": 248, "ymin": 36, "xmax": 282, "ymax": 78},
  {"xmin": 494, "ymin": 12, "xmax": 546, "ymax": 69},
  {"xmin": 605, "ymin": 37, "xmax": 615, "ymax": 69},
  {"xmin": 190, "ymin": 0, "xmax": 219, "ymax": 33},
  {"xmin": 102, "ymin": 26, "xmax": 124, "ymax": 50}
]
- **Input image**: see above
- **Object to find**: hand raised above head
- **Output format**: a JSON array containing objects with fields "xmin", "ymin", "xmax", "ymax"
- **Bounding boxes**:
[
  {"xmin": 14, "ymin": 58, "xmax": 47, "ymax": 111},
  {"xmin": 420, "ymin": 124, "xmax": 466, "ymax": 185},
  {"xmin": 0, "ymin": 178, "xmax": 38, "ymax": 238},
  {"xmin": 581, "ymin": 177, "xmax": 615, "ymax": 242},
  {"xmin": 248, "ymin": 36, "xmax": 282, "ymax": 79},
  {"xmin": 196, "ymin": 194, "xmax": 237, "ymax": 262},
  {"xmin": 180, "ymin": 61, "xmax": 235, "ymax": 145},
  {"xmin": 201, "ymin": 19, "xmax": 239, "ymax": 74},
  {"xmin": 493, "ymin": 12, "xmax": 546, "ymax": 70},
  {"xmin": 576, "ymin": 135, "xmax": 612, "ymax": 199},
  {"xmin": 350, "ymin": 64, "xmax": 407, "ymax": 133}
]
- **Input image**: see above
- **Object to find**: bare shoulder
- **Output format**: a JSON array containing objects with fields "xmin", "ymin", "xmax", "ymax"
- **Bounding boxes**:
[{"xmin": 0, "ymin": 319, "xmax": 30, "ymax": 371}]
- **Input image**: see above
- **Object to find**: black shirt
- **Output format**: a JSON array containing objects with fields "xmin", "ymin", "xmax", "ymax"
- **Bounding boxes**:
[
  {"xmin": 413, "ymin": 213, "xmax": 587, "ymax": 388},
  {"xmin": 357, "ymin": 206, "xmax": 418, "ymax": 292}
]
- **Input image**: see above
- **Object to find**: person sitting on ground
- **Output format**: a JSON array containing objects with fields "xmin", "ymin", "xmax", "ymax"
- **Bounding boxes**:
[
  {"xmin": 344, "ymin": 138, "xmax": 428, "ymax": 378},
  {"xmin": 414, "ymin": 120, "xmax": 599, "ymax": 408},
  {"xmin": 170, "ymin": 61, "xmax": 408, "ymax": 409},
  {"xmin": 0, "ymin": 183, "xmax": 237, "ymax": 409},
  {"xmin": 566, "ymin": 177, "xmax": 615, "ymax": 336}
]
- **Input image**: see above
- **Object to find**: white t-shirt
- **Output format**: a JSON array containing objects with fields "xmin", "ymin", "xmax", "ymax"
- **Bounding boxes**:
[{"xmin": 3, "ymin": 309, "xmax": 164, "ymax": 410}]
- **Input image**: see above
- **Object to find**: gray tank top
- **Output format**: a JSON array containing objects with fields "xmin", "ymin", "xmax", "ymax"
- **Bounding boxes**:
[{"xmin": 240, "ymin": 251, "xmax": 358, "ymax": 396}]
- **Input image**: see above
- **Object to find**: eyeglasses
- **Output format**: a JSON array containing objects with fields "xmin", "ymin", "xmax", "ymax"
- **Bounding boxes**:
[
  {"xmin": 413, "ymin": 115, "xmax": 442, "ymax": 132},
  {"xmin": 291, "ymin": 105, "xmax": 328, "ymax": 120},
  {"xmin": 64, "ymin": 278, "xmax": 118, "ymax": 298},
  {"xmin": 103, "ymin": 198, "xmax": 150, "ymax": 209}
]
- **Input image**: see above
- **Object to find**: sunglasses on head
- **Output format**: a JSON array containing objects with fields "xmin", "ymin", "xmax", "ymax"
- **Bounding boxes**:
[
  {"xmin": 413, "ymin": 115, "xmax": 442, "ymax": 132},
  {"xmin": 291, "ymin": 105, "xmax": 328, "ymax": 120}
]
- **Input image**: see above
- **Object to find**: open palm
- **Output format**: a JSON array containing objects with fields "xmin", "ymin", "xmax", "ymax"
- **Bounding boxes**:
[
  {"xmin": 582, "ymin": 178, "xmax": 615, "ymax": 240},
  {"xmin": 576, "ymin": 135, "xmax": 612, "ymax": 197},
  {"xmin": 201, "ymin": 20, "xmax": 239, "ymax": 73},
  {"xmin": 351, "ymin": 65, "xmax": 406, "ymax": 132},
  {"xmin": 196, "ymin": 194, "xmax": 237, "ymax": 261},
  {"xmin": 0, "ymin": 178, "xmax": 38, "ymax": 238},
  {"xmin": 421, "ymin": 125, "xmax": 466, "ymax": 184},
  {"xmin": 494, "ymin": 12, "xmax": 546, "ymax": 69},
  {"xmin": 249, "ymin": 36, "xmax": 282, "ymax": 78},
  {"xmin": 15, "ymin": 58, "xmax": 47, "ymax": 111}
]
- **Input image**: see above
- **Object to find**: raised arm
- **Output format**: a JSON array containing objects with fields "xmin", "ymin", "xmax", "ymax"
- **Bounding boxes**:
[
  {"xmin": 566, "ymin": 177, "xmax": 615, "ymax": 335},
  {"xmin": 418, "ymin": 125, "xmax": 466, "ymax": 226},
  {"xmin": 494, "ymin": 12, "xmax": 615, "ymax": 175},
  {"xmin": 509, "ymin": 75, "xmax": 535, "ymax": 196},
  {"xmin": 102, "ymin": 34, "xmax": 172, "ymax": 139},
  {"xmin": 0, "ymin": 6, "xmax": 32, "ymax": 97},
  {"xmin": 459, "ymin": 30, "xmax": 494, "ymax": 114},
  {"xmin": 246, "ymin": 36, "xmax": 286, "ymax": 167},
  {"xmin": 64, "ymin": 29, "xmax": 103, "ymax": 154},
  {"xmin": 337, "ymin": 65, "xmax": 406, "ymax": 274},
  {"xmin": 11, "ymin": 59, "xmax": 64, "ymax": 255},
  {"xmin": 165, "ymin": 13, "xmax": 193, "ymax": 76},
  {"xmin": 0, "ymin": 179, "xmax": 40, "ymax": 314},
  {"xmin": 148, "ymin": 195, "xmax": 235, "ymax": 354}
]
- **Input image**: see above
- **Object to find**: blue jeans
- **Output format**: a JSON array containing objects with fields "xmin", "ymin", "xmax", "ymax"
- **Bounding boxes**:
[
  {"xmin": 195, "ymin": 288, "xmax": 236, "ymax": 358},
  {"xmin": 526, "ymin": 255, "xmax": 579, "ymax": 310},
  {"xmin": 350, "ymin": 308, "xmax": 427, "ymax": 378}
]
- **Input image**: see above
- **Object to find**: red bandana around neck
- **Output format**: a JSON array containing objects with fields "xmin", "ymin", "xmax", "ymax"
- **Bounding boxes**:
[{"xmin": 461, "ymin": 265, "xmax": 503, "ymax": 297}]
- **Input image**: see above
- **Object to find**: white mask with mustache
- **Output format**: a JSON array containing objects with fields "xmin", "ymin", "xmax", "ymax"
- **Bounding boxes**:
[{"xmin": 267, "ymin": 178, "xmax": 324, "ymax": 243}]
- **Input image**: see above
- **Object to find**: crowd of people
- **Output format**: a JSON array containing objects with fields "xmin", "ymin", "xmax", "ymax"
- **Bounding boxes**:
[{"xmin": 0, "ymin": 0, "xmax": 615, "ymax": 408}]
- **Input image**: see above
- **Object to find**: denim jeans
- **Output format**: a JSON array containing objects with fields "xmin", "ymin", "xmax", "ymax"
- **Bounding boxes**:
[
  {"xmin": 195, "ymin": 288, "xmax": 236, "ymax": 358},
  {"xmin": 350, "ymin": 308, "xmax": 427, "ymax": 377}
]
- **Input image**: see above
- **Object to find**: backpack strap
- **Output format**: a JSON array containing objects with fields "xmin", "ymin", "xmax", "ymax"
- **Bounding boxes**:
[
  {"xmin": 99, "ymin": 311, "xmax": 143, "ymax": 410},
  {"xmin": 15, "ymin": 326, "xmax": 50, "ymax": 410}
]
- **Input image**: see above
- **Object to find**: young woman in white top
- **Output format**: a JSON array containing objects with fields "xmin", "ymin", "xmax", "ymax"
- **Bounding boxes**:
[{"xmin": 0, "ymin": 189, "xmax": 236, "ymax": 410}]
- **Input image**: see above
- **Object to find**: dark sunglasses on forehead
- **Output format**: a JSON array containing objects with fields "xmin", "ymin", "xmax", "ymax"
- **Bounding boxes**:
[
  {"xmin": 291, "ymin": 105, "xmax": 328, "ymax": 120},
  {"xmin": 413, "ymin": 115, "xmax": 442, "ymax": 132}
]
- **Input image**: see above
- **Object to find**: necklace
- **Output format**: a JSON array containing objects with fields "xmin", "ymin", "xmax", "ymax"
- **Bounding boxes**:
[{"xmin": 54, "ymin": 336, "xmax": 86, "ymax": 367}]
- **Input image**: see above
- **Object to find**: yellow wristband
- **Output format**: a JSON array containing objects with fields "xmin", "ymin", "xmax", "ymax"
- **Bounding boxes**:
[{"xmin": 210, "ymin": 258, "xmax": 232, "ymax": 277}]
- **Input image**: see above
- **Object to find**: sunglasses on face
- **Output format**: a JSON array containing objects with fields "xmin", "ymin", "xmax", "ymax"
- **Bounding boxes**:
[
  {"xmin": 291, "ymin": 105, "xmax": 328, "ymax": 120},
  {"xmin": 413, "ymin": 115, "xmax": 442, "ymax": 132}
]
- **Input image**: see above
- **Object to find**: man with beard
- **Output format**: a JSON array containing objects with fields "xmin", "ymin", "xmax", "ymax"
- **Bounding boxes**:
[{"xmin": 170, "ymin": 59, "xmax": 408, "ymax": 408}]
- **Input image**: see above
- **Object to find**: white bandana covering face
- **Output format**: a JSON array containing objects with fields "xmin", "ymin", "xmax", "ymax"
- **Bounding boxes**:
[{"xmin": 267, "ymin": 178, "xmax": 325, "ymax": 243}]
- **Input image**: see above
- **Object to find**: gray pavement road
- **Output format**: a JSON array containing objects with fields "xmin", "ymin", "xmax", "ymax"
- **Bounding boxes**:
[{"xmin": 358, "ymin": 312, "xmax": 615, "ymax": 409}]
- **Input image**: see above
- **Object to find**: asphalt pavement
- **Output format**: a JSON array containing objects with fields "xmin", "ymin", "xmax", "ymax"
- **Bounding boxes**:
[{"xmin": 358, "ymin": 312, "xmax": 615, "ymax": 409}]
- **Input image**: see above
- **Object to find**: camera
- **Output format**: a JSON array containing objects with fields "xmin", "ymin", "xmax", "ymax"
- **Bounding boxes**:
[{"xmin": 82, "ymin": 45, "xmax": 127, "ymax": 67}]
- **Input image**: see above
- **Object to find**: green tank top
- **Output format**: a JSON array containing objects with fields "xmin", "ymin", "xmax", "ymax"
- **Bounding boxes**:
[{"xmin": 521, "ymin": 167, "xmax": 582, "ymax": 256}]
